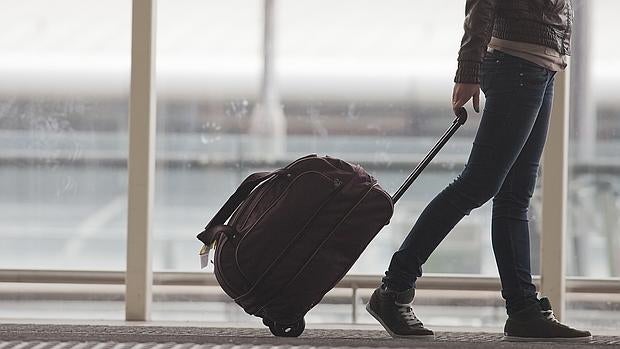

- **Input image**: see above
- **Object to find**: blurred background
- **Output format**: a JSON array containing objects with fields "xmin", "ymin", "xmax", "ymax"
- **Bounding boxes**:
[{"xmin": 0, "ymin": 0, "xmax": 618, "ymax": 331}]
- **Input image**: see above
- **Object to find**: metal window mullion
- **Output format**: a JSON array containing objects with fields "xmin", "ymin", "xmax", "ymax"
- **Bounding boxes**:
[
  {"xmin": 540, "ymin": 68, "xmax": 570, "ymax": 321},
  {"xmin": 2, "ymin": 270, "xmax": 620, "ymax": 293},
  {"xmin": 126, "ymin": 0, "xmax": 157, "ymax": 321}
]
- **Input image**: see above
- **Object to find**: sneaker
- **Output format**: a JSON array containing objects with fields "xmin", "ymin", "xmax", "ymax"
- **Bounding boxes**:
[
  {"xmin": 503, "ymin": 297, "xmax": 592, "ymax": 342},
  {"xmin": 365, "ymin": 285, "xmax": 434, "ymax": 339}
]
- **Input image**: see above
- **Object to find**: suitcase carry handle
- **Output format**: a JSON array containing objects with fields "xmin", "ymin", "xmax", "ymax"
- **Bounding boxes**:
[
  {"xmin": 198, "ymin": 170, "xmax": 282, "ymax": 245},
  {"xmin": 391, "ymin": 107, "xmax": 468, "ymax": 204},
  {"xmin": 197, "ymin": 156, "xmax": 316, "ymax": 245}
]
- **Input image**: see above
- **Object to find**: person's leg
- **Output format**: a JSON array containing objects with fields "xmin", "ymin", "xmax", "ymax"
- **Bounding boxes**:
[
  {"xmin": 382, "ymin": 51, "xmax": 552, "ymax": 292},
  {"xmin": 491, "ymin": 71, "xmax": 555, "ymax": 315},
  {"xmin": 482, "ymin": 60, "xmax": 591, "ymax": 341}
]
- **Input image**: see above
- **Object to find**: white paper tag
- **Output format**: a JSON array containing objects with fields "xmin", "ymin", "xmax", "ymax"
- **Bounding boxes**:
[{"xmin": 199, "ymin": 243, "xmax": 213, "ymax": 269}]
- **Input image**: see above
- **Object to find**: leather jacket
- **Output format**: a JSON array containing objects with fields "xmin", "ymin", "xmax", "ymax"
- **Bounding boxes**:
[{"xmin": 454, "ymin": 0, "xmax": 573, "ymax": 84}]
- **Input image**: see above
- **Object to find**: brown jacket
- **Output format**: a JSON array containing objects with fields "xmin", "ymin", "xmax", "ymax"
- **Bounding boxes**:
[{"xmin": 454, "ymin": 0, "xmax": 573, "ymax": 84}]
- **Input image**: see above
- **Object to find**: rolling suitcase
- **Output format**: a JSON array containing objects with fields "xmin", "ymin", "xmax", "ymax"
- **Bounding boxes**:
[{"xmin": 197, "ymin": 108, "xmax": 468, "ymax": 337}]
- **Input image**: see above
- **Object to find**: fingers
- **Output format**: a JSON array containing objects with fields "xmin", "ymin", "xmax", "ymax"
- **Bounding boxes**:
[
  {"xmin": 473, "ymin": 89, "xmax": 480, "ymax": 113},
  {"xmin": 451, "ymin": 85, "xmax": 458, "ymax": 112},
  {"xmin": 453, "ymin": 98, "xmax": 466, "ymax": 114},
  {"xmin": 451, "ymin": 87, "xmax": 462, "ymax": 113},
  {"xmin": 452, "ymin": 94, "xmax": 468, "ymax": 114},
  {"xmin": 453, "ymin": 83, "xmax": 481, "ymax": 115}
]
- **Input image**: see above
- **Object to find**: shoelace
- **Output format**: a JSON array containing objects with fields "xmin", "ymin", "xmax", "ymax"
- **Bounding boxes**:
[
  {"xmin": 542, "ymin": 309, "xmax": 560, "ymax": 323},
  {"xmin": 542, "ymin": 309, "xmax": 574, "ymax": 329},
  {"xmin": 396, "ymin": 303, "xmax": 422, "ymax": 326}
]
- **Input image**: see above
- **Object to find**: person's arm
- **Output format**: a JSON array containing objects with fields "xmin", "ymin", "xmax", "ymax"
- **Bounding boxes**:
[
  {"xmin": 454, "ymin": 0, "xmax": 498, "ymax": 84},
  {"xmin": 452, "ymin": 0, "xmax": 497, "ymax": 114}
]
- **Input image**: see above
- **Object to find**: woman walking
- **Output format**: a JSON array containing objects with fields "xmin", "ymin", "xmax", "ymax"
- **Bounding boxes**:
[{"xmin": 366, "ymin": 0, "xmax": 591, "ymax": 341}]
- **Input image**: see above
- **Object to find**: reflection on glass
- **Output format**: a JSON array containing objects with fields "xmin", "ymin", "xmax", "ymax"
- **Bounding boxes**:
[
  {"xmin": 153, "ymin": 0, "xmax": 619, "ymax": 282},
  {"xmin": 0, "ymin": 0, "xmax": 131, "ymax": 270},
  {"xmin": 1, "ymin": 0, "xmax": 617, "ymax": 330},
  {"xmin": 567, "ymin": 0, "xmax": 620, "ymax": 278},
  {"xmin": 153, "ymin": 0, "xmax": 493, "ymax": 274}
]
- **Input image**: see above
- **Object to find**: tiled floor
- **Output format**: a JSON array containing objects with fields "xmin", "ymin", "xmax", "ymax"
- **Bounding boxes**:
[{"xmin": 1, "ymin": 324, "xmax": 619, "ymax": 349}]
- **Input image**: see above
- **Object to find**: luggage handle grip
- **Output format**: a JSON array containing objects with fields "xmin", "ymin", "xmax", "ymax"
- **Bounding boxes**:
[
  {"xmin": 391, "ymin": 107, "xmax": 468, "ymax": 204},
  {"xmin": 198, "ymin": 224, "xmax": 236, "ymax": 246},
  {"xmin": 197, "ymin": 170, "xmax": 287, "ymax": 244}
]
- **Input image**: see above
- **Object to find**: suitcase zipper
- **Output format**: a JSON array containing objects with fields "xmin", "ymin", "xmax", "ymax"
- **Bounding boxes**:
[
  {"xmin": 235, "ymin": 176, "xmax": 365, "ymax": 314},
  {"xmin": 213, "ymin": 238, "xmax": 239, "ymax": 298},
  {"xmin": 234, "ymin": 170, "xmax": 343, "ymax": 284},
  {"xmin": 215, "ymin": 170, "xmax": 342, "ymax": 300},
  {"xmin": 370, "ymin": 184, "xmax": 394, "ymax": 224},
  {"xmin": 251, "ymin": 183, "xmax": 380, "ymax": 315},
  {"xmin": 234, "ymin": 178, "xmax": 278, "ymax": 232},
  {"xmin": 231, "ymin": 155, "xmax": 321, "ymax": 231},
  {"xmin": 232, "ymin": 157, "xmax": 346, "ymax": 231}
]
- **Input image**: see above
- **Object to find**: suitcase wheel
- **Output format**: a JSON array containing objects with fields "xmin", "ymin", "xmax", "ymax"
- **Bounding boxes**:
[{"xmin": 264, "ymin": 317, "xmax": 305, "ymax": 337}]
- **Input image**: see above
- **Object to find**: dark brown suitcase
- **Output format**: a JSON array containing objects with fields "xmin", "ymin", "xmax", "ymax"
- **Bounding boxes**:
[{"xmin": 197, "ymin": 109, "xmax": 467, "ymax": 337}]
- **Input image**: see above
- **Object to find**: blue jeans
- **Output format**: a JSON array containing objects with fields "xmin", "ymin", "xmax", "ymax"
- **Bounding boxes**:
[{"xmin": 383, "ymin": 50, "xmax": 556, "ymax": 314}]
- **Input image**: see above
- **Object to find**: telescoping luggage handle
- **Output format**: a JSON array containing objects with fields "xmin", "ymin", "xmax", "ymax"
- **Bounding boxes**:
[
  {"xmin": 391, "ymin": 107, "xmax": 468, "ymax": 204},
  {"xmin": 199, "ymin": 109, "xmax": 467, "ymax": 246}
]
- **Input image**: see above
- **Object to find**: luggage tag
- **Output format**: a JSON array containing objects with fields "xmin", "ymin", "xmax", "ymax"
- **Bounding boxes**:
[{"xmin": 199, "ymin": 241, "xmax": 215, "ymax": 269}]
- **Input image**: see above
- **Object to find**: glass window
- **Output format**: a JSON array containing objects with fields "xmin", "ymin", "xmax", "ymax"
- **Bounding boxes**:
[
  {"xmin": 153, "ymin": 0, "xmax": 502, "ymax": 276},
  {"xmin": 153, "ymin": 0, "xmax": 262, "ymax": 271},
  {"xmin": 564, "ymin": 0, "xmax": 620, "ymax": 331},
  {"xmin": 0, "ymin": 0, "xmax": 131, "ymax": 321},
  {"xmin": 567, "ymin": 0, "xmax": 620, "ymax": 279},
  {"xmin": 0, "ymin": 0, "xmax": 131, "ymax": 270}
]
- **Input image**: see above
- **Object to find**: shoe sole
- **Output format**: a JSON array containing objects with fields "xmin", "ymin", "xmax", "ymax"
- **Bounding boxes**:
[
  {"xmin": 365, "ymin": 302, "xmax": 435, "ymax": 340},
  {"xmin": 503, "ymin": 335, "xmax": 593, "ymax": 342}
]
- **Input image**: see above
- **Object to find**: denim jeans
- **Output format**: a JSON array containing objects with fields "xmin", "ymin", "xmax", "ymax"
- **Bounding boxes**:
[{"xmin": 383, "ymin": 50, "xmax": 556, "ymax": 314}]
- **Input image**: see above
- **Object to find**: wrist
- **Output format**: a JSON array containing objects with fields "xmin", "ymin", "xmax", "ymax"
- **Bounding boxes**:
[{"xmin": 454, "ymin": 61, "xmax": 481, "ymax": 84}]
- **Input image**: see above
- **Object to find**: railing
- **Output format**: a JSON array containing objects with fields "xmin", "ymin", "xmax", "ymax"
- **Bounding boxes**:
[
  {"xmin": 2, "ymin": 269, "xmax": 619, "ymax": 292},
  {"xmin": 2, "ymin": 269, "xmax": 619, "ymax": 323}
]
